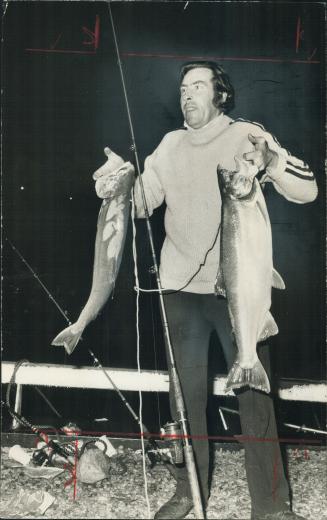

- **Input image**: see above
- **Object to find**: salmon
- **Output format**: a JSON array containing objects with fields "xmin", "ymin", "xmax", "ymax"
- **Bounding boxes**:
[
  {"xmin": 51, "ymin": 150, "xmax": 134, "ymax": 355},
  {"xmin": 215, "ymin": 157, "xmax": 285, "ymax": 393}
]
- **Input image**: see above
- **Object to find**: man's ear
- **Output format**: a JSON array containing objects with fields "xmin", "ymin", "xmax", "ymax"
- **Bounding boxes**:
[{"xmin": 220, "ymin": 92, "xmax": 228, "ymax": 103}]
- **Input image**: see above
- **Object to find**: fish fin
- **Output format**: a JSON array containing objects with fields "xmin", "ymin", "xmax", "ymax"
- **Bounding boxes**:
[
  {"xmin": 272, "ymin": 268, "xmax": 286, "ymax": 290},
  {"xmin": 51, "ymin": 324, "xmax": 83, "ymax": 355},
  {"xmin": 225, "ymin": 360, "xmax": 271, "ymax": 394},
  {"xmin": 214, "ymin": 268, "xmax": 226, "ymax": 297},
  {"xmin": 258, "ymin": 311, "xmax": 279, "ymax": 342}
]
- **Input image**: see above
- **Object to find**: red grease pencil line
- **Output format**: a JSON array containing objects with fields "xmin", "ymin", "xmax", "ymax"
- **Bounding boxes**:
[{"xmin": 121, "ymin": 51, "xmax": 320, "ymax": 65}]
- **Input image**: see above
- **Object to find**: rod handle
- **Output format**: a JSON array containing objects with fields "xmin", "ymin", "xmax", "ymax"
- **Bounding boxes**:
[{"xmin": 183, "ymin": 445, "xmax": 205, "ymax": 519}]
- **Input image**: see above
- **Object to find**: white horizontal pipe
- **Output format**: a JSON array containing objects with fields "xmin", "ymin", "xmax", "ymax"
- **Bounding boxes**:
[
  {"xmin": 283, "ymin": 423, "xmax": 327, "ymax": 435},
  {"xmin": 2, "ymin": 361, "xmax": 327, "ymax": 402}
]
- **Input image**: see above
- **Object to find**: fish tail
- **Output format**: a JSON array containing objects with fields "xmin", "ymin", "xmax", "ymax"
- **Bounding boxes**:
[
  {"xmin": 225, "ymin": 360, "xmax": 271, "ymax": 394},
  {"xmin": 51, "ymin": 324, "xmax": 84, "ymax": 355}
]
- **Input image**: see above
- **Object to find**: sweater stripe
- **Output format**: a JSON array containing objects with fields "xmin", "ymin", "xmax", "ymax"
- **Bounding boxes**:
[
  {"xmin": 285, "ymin": 167, "xmax": 315, "ymax": 181},
  {"xmin": 230, "ymin": 118, "xmax": 287, "ymax": 151},
  {"xmin": 286, "ymin": 160, "xmax": 311, "ymax": 173}
]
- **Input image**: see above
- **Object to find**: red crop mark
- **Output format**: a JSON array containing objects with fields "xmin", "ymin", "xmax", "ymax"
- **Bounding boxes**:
[
  {"xmin": 25, "ymin": 15, "xmax": 100, "ymax": 55},
  {"xmin": 121, "ymin": 51, "xmax": 320, "ymax": 65},
  {"xmin": 64, "ymin": 464, "xmax": 75, "ymax": 488},
  {"xmin": 40, "ymin": 432, "xmax": 49, "ymax": 445},
  {"xmin": 35, "ymin": 426, "xmax": 323, "ymax": 445},
  {"xmin": 63, "ymin": 439, "xmax": 79, "ymax": 500},
  {"xmin": 291, "ymin": 447, "xmax": 310, "ymax": 461},
  {"xmin": 82, "ymin": 15, "xmax": 100, "ymax": 50},
  {"xmin": 73, "ymin": 439, "xmax": 78, "ymax": 499},
  {"xmin": 295, "ymin": 17, "xmax": 305, "ymax": 53}
]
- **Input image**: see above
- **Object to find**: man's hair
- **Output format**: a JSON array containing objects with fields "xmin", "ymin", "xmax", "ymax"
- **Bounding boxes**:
[{"xmin": 180, "ymin": 61, "xmax": 235, "ymax": 114}]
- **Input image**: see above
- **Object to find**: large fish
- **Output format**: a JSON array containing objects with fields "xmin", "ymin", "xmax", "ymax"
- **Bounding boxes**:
[
  {"xmin": 51, "ymin": 149, "xmax": 134, "ymax": 355},
  {"xmin": 215, "ymin": 157, "xmax": 285, "ymax": 393}
]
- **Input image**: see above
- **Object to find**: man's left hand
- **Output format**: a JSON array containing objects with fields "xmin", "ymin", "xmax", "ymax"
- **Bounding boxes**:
[{"xmin": 243, "ymin": 134, "xmax": 279, "ymax": 171}]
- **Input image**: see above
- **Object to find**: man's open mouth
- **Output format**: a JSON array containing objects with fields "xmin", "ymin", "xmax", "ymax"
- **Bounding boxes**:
[{"xmin": 185, "ymin": 105, "xmax": 197, "ymax": 111}]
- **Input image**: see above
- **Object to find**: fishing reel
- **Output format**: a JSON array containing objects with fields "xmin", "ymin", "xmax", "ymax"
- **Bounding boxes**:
[
  {"xmin": 32, "ymin": 436, "xmax": 76, "ymax": 468},
  {"xmin": 31, "ymin": 448, "xmax": 51, "ymax": 466},
  {"xmin": 160, "ymin": 421, "xmax": 184, "ymax": 465}
]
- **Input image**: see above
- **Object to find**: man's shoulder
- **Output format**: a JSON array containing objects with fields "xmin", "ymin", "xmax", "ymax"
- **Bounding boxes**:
[
  {"xmin": 228, "ymin": 117, "xmax": 275, "ymax": 135},
  {"xmin": 228, "ymin": 117, "xmax": 283, "ymax": 147}
]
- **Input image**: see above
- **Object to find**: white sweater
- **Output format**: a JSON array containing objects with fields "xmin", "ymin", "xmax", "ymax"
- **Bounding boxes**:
[{"xmin": 133, "ymin": 114, "xmax": 318, "ymax": 294}]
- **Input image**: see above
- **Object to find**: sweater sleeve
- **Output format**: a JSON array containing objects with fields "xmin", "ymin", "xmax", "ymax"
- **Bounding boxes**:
[
  {"xmin": 133, "ymin": 137, "xmax": 168, "ymax": 218},
  {"xmin": 258, "ymin": 129, "xmax": 318, "ymax": 204}
]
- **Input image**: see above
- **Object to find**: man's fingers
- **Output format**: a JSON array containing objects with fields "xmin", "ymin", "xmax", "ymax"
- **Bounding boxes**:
[
  {"xmin": 243, "ymin": 150, "xmax": 262, "ymax": 162},
  {"xmin": 243, "ymin": 150, "xmax": 264, "ymax": 169},
  {"xmin": 248, "ymin": 133, "xmax": 267, "ymax": 150},
  {"xmin": 245, "ymin": 134, "xmax": 269, "ymax": 170}
]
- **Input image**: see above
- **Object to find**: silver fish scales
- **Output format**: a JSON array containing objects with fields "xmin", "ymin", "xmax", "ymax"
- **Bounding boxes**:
[
  {"xmin": 52, "ymin": 151, "xmax": 134, "ymax": 355},
  {"xmin": 216, "ymin": 157, "xmax": 285, "ymax": 393}
]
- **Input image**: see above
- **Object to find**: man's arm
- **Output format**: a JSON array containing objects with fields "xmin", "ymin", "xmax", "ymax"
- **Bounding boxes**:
[
  {"xmin": 133, "ymin": 145, "xmax": 165, "ymax": 218},
  {"xmin": 243, "ymin": 133, "xmax": 318, "ymax": 204},
  {"xmin": 93, "ymin": 142, "xmax": 166, "ymax": 216}
]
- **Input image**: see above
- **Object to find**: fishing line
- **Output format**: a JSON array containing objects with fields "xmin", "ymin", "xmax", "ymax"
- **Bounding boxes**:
[
  {"xmin": 148, "ymin": 270, "xmax": 162, "ymax": 432},
  {"xmin": 6, "ymin": 236, "xmax": 177, "ymax": 476},
  {"xmin": 130, "ymin": 191, "xmax": 151, "ymax": 518},
  {"xmin": 106, "ymin": 3, "xmax": 157, "ymax": 516},
  {"xmin": 108, "ymin": 0, "xmax": 153, "ymax": 509},
  {"xmin": 6, "ymin": 359, "xmax": 29, "ymax": 411},
  {"xmin": 106, "ymin": 0, "xmax": 221, "ymax": 297},
  {"xmin": 6, "ymin": 359, "xmax": 62, "ymax": 433},
  {"xmin": 133, "ymin": 221, "xmax": 221, "ymax": 295},
  {"xmin": 5, "ymin": 238, "xmax": 143, "ymax": 425},
  {"xmin": 107, "ymin": 4, "xmax": 204, "ymax": 517}
]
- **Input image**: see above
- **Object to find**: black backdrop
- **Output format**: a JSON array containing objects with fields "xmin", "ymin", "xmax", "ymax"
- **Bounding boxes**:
[{"xmin": 3, "ymin": 1, "xmax": 326, "ymax": 437}]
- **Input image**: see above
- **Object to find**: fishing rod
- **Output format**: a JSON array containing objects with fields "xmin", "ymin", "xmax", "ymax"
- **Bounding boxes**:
[
  {"xmin": 107, "ymin": 3, "xmax": 204, "ymax": 517},
  {"xmin": 88, "ymin": 349, "xmax": 177, "ymax": 478},
  {"xmin": 5, "ymin": 237, "xmax": 176, "ymax": 479},
  {"xmin": 2, "ymin": 400, "xmax": 74, "ymax": 466}
]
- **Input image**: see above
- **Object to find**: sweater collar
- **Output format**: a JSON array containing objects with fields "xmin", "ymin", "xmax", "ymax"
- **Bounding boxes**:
[{"xmin": 184, "ymin": 113, "xmax": 231, "ymax": 145}]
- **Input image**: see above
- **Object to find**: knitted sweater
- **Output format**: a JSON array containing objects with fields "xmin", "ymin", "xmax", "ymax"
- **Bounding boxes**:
[{"xmin": 133, "ymin": 114, "xmax": 317, "ymax": 294}]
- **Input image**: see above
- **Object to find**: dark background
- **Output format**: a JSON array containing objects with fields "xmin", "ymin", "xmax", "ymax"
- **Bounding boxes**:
[{"xmin": 2, "ymin": 1, "xmax": 326, "ymax": 441}]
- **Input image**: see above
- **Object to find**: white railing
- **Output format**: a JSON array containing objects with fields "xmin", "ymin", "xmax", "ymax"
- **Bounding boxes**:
[{"xmin": 3, "ymin": 361, "xmax": 327, "ymax": 402}]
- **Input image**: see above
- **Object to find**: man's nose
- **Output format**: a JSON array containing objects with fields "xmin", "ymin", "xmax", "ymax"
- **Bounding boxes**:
[
  {"xmin": 181, "ymin": 87, "xmax": 193, "ymax": 100},
  {"xmin": 183, "ymin": 91, "xmax": 193, "ymax": 101}
]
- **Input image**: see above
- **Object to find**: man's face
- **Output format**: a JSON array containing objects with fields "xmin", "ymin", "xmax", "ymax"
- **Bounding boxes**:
[{"xmin": 180, "ymin": 67, "xmax": 220, "ymax": 129}]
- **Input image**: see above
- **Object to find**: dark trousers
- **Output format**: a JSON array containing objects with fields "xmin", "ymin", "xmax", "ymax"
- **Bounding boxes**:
[{"xmin": 163, "ymin": 291, "xmax": 290, "ymax": 516}]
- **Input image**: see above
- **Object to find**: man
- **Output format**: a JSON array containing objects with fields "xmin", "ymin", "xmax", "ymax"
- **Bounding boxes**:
[{"xmin": 96, "ymin": 62, "xmax": 317, "ymax": 519}]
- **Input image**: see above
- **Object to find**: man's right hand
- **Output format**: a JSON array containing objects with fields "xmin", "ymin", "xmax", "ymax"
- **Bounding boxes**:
[
  {"xmin": 93, "ymin": 147, "xmax": 125, "ymax": 180},
  {"xmin": 93, "ymin": 147, "xmax": 135, "ymax": 200}
]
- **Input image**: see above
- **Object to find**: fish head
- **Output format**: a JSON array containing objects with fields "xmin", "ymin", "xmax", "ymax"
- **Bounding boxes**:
[
  {"xmin": 95, "ymin": 163, "xmax": 135, "ymax": 201},
  {"xmin": 217, "ymin": 156, "xmax": 258, "ymax": 200}
]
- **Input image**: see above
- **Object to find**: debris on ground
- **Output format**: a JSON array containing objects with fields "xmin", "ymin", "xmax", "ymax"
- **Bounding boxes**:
[
  {"xmin": 0, "ymin": 445, "xmax": 326, "ymax": 519},
  {"xmin": 0, "ymin": 488, "xmax": 55, "ymax": 518}
]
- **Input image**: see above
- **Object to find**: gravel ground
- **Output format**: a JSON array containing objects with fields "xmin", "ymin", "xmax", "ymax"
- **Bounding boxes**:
[{"xmin": 1, "ymin": 445, "xmax": 326, "ymax": 519}]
